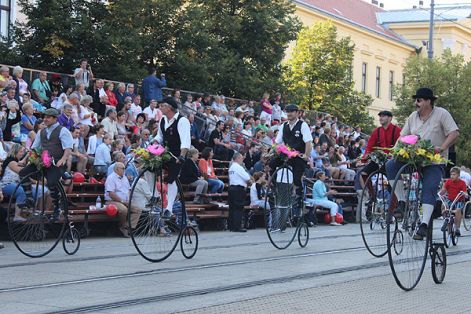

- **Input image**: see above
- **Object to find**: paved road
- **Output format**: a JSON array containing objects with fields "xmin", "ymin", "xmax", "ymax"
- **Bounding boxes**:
[{"xmin": 1, "ymin": 223, "xmax": 470, "ymax": 313}]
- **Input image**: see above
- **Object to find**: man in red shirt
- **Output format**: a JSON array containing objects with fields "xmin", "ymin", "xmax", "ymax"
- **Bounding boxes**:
[
  {"xmin": 439, "ymin": 167, "xmax": 468, "ymax": 236},
  {"xmin": 359, "ymin": 110, "xmax": 401, "ymax": 182}
]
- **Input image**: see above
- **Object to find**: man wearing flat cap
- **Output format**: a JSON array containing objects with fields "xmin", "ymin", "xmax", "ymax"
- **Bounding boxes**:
[
  {"xmin": 19, "ymin": 107, "xmax": 74, "ymax": 220},
  {"xmin": 155, "ymin": 96, "xmax": 191, "ymax": 218},
  {"xmin": 386, "ymin": 87, "xmax": 459, "ymax": 240}
]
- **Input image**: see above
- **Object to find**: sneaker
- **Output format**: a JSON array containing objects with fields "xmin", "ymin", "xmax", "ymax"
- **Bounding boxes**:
[
  {"xmin": 162, "ymin": 209, "xmax": 172, "ymax": 219},
  {"xmin": 330, "ymin": 222, "xmax": 342, "ymax": 226},
  {"xmin": 455, "ymin": 229, "xmax": 461, "ymax": 237},
  {"xmin": 413, "ymin": 223, "xmax": 428, "ymax": 240}
]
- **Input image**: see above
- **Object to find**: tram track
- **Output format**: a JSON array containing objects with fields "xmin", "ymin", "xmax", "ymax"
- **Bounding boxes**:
[
  {"xmin": 47, "ymin": 248, "xmax": 471, "ymax": 314},
  {"xmin": 0, "ymin": 230, "xmax": 366, "ymax": 269}
]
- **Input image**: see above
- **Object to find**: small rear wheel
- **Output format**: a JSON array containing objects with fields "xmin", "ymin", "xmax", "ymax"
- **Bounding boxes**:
[
  {"xmin": 443, "ymin": 221, "xmax": 452, "ymax": 248},
  {"xmin": 297, "ymin": 223, "xmax": 309, "ymax": 248},
  {"xmin": 180, "ymin": 226, "xmax": 198, "ymax": 259},
  {"xmin": 431, "ymin": 244, "xmax": 447, "ymax": 284},
  {"xmin": 451, "ymin": 224, "xmax": 458, "ymax": 246},
  {"xmin": 63, "ymin": 227, "xmax": 80, "ymax": 255}
]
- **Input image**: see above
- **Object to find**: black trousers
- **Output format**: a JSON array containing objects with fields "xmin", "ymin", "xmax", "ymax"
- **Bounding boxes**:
[
  {"xmin": 164, "ymin": 157, "xmax": 182, "ymax": 184},
  {"xmin": 228, "ymin": 185, "xmax": 246, "ymax": 231},
  {"xmin": 269, "ymin": 156, "xmax": 307, "ymax": 190},
  {"xmin": 19, "ymin": 164, "xmax": 65, "ymax": 207}
]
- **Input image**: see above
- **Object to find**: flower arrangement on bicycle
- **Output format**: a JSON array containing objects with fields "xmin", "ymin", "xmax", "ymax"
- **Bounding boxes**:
[
  {"xmin": 388, "ymin": 135, "xmax": 448, "ymax": 167},
  {"xmin": 28, "ymin": 149, "xmax": 53, "ymax": 170},
  {"xmin": 133, "ymin": 144, "xmax": 173, "ymax": 172},
  {"xmin": 270, "ymin": 144, "xmax": 300, "ymax": 161}
]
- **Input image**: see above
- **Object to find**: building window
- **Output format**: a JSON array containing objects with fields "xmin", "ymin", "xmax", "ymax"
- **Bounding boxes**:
[
  {"xmin": 389, "ymin": 70, "xmax": 394, "ymax": 101},
  {"xmin": 361, "ymin": 63, "xmax": 367, "ymax": 93},
  {"xmin": 375, "ymin": 66, "xmax": 381, "ymax": 98},
  {"xmin": 0, "ymin": 0, "xmax": 11, "ymax": 39}
]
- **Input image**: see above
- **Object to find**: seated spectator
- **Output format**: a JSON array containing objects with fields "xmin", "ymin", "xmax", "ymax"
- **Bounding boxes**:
[
  {"xmin": 135, "ymin": 113, "xmax": 147, "ymax": 134},
  {"xmin": 310, "ymin": 144, "xmax": 323, "ymax": 170},
  {"xmin": 23, "ymin": 92, "xmax": 45, "ymax": 113},
  {"xmin": 104, "ymin": 162, "xmax": 142, "ymax": 237},
  {"xmin": 58, "ymin": 104, "xmax": 75, "ymax": 130},
  {"xmin": 180, "ymin": 149, "xmax": 209, "ymax": 204},
  {"xmin": 107, "ymin": 151, "xmax": 126, "ymax": 177},
  {"xmin": 139, "ymin": 129, "xmax": 151, "ymax": 148},
  {"xmin": 101, "ymin": 108, "xmax": 119, "ymax": 139},
  {"xmin": 130, "ymin": 95, "xmax": 143, "ymax": 120},
  {"xmin": 308, "ymin": 171, "xmax": 342, "ymax": 226},
  {"xmin": 143, "ymin": 99, "xmax": 160, "ymax": 121},
  {"xmin": 116, "ymin": 111, "xmax": 128, "ymax": 140},
  {"xmin": 208, "ymin": 121, "xmax": 233, "ymax": 161},
  {"xmin": 252, "ymin": 154, "xmax": 269, "ymax": 174},
  {"xmin": 241, "ymin": 121, "xmax": 253, "ymax": 138},
  {"xmin": 31, "ymin": 71, "xmax": 51, "ymax": 105},
  {"xmin": 244, "ymin": 143, "xmax": 260, "ymax": 171},
  {"xmin": 105, "ymin": 82, "xmax": 118, "ymax": 107},
  {"xmin": 4, "ymin": 99, "xmax": 21, "ymax": 143},
  {"xmin": 20, "ymin": 103, "xmax": 36, "ymax": 144},
  {"xmin": 114, "ymin": 83, "xmax": 126, "ymax": 112},
  {"xmin": 77, "ymin": 95, "xmax": 95, "ymax": 136},
  {"xmin": 199, "ymin": 147, "xmax": 225, "ymax": 194},
  {"xmin": 68, "ymin": 126, "xmax": 88, "ymax": 173},
  {"xmin": 125, "ymin": 83, "xmax": 137, "ymax": 99},
  {"xmin": 189, "ymin": 114, "xmax": 205, "ymax": 151},
  {"xmin": 93, "ymin": 133, "xmax": 112, "ymax": 176},
  {"xmin": 260, "ymin": 92, "xmax": 273, "ymax": 124},
  {"xmin": 334, "ymin": 146, "xmax": 356, "ymax": 181},
  {"xmin": 250, "ymin": 172, "xmax": 269, "ymax": 209},
  {"xmin": 87, "ymin": 124, "xmax": 105, "ymax": 156}
]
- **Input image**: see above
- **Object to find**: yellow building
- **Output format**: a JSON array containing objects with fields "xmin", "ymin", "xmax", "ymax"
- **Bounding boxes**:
[
  {"xmin": 292, "ymin": 1, "xmax": 471, "ymax": 116},
  {"xmin": 293, "ymin": 0, "xmax": 417, "ymax": 116}
]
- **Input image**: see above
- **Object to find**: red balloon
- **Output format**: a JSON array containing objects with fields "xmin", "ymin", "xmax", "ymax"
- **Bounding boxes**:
[
  {"xmin": 324, "ymin": 213, "xmax": 331, "ymax": 224},
  {"xmin": 335, "ymin": 213, "xmax": 344, "ymax": 224},
  {"xmin": 106, "ymin": 204, "xmax": 118, "ymax": 217},
  {"xmin": 72, "ymin": 172, "xmax": 85, "ymax": 183}
]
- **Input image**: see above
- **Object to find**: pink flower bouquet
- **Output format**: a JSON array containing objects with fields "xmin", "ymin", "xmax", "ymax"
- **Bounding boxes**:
[
  {"xmin": 147, "ymin": 144, "xmax": 166, "ymax": 156},
  {"xmin": 41, "ymin": 150, "xmax": 53, "ymax": 168},
  {"xmin": 399, "ymin": 135, "xmax": 419, "ymax": 145},
  {"xmin": 274, "ymin": 144, "xmax": 300, "ymax": 159}
]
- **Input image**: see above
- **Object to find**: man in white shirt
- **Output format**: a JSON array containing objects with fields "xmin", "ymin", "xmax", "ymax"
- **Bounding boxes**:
[
  {"xmin": 101, "ymin": 108, "xmax": 119, "ymax": 139},
  {"xmin": 130, "ymin": 95, "xmax": 143, "ymax": 120},
  {"xmin": 73, "ymin": 59, "xmax": 94, "ymax": 88},
  {"xmin": 105, "ymin": 162, "xmax": 142, "ymax": 237},
  {"xmin": 155, "ymin": 97, "xmax": 191, "ymax": 218},
  {"xmin": 143, "ymin": 99, "xmax": 159, "ymax": 120},
  {"xmin": 228, "ymin": 152, "xmax": 251, "ymax": 232}
]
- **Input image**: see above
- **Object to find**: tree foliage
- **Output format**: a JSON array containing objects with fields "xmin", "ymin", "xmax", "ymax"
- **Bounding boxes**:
[
  {"xmin": 1, "ymin": 0, "xmax": 300, "ymax": 99},
  {"xmin": 393, "ymin": 50, "xmax": 471, "ymax": 166},
  {"xmin": 283, "ymin": 21, "xmax": 374, "ymax": 131}
]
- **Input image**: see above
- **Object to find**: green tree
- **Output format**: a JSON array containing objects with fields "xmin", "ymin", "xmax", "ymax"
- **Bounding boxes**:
[
  {"xmin": 393, "ymin": 50, "xmax": 471, "ymax": 166},
  {"xmin": 283, "ymin": 21, "xmax": 374, "ymax": 131}
]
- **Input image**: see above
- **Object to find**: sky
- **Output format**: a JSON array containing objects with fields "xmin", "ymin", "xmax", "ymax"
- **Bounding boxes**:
[{"xmin": 371, "ymin": 0, "xmax": 471, "ymax": 10}]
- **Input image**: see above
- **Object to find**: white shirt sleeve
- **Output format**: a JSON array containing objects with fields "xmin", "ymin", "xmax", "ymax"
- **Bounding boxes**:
[
  {"xmin": 275, "ymin": 123, "xmax": 284, "ymax": 144},
  {"xmin": 301, "ymin": 122, "xmax": 313, "ymax": 143},
  {"xmin": 250, "ymin": 183, "xmax": 259, "ymax": 204},
  {"xmin": 177, "ymin": 116, "xmax": 191, "ymax": 150},
  {"xmin": 155, "ymin": 122, "xmax": 164, "ymax": 145},
  {"xmin": 87, "ymin": 135, "xmax": 96, "ymax": 155}
]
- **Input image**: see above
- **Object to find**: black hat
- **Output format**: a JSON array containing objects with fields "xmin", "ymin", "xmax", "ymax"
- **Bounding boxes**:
[
  {"xmin": 163, "ymin": 97, "xmax": 178, "ymax": 109},
  {"xmin": 285, "ymin": 104, "xmax": 299, "ymax": 112},
  {"xmin": 43, "ymin": 108, "xmax": 60, "ymax": 117},
  {"xmin": 378, "ymin": 110, "xmax": 393, "ymax": 117},
  {"xmin": 412, "ymin": 87, "xmax": 437, "ymax": 100}
]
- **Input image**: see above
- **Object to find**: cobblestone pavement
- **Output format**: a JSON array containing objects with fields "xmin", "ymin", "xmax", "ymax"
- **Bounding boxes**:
[{"xmin": 0, "ymin": 223, "xmax": 470, "ymax": 313}]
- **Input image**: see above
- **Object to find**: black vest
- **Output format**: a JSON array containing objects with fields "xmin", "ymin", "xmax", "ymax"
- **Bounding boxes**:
[
  {"xmin": 40, "ymin": 125, "xmax": 64, "ymax": 161},
  {"xmin": 160, "ymin": 114, "xmax": 183, "ymax": 156},
  {"xmin": 282, "ymin": 120, "xmax": 306, "ymax": 153}
]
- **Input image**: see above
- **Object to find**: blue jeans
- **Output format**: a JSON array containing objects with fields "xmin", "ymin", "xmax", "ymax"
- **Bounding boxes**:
[
  {"xmin": 386, "ymin": 159, "xmax": 444, "ymax": 206},
  {"xmin": 2, "ymin": 183, "xmax": 47, "ymax": 205},
  {"xmin": 207, "ymin": 178, "xmax": 224, "ymax": 193}
]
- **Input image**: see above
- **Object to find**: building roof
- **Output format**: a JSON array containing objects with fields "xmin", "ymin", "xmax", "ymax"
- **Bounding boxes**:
[
  {"xmin": 377, "ymin": 6, "xmax": 471, "ymax": 24},
  {"xmin": 295, "ymin": 0, "xmax": 414, "ymax": 47}
]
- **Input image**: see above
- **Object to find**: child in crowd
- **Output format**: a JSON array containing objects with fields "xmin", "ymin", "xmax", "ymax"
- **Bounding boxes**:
[
  {"xmin": 308, "ymin": 171, "xmax": 342, "ymax": 226},
  {"xmin": 250, "ymin": 172, "xmax": 269, "ymax": 209}
]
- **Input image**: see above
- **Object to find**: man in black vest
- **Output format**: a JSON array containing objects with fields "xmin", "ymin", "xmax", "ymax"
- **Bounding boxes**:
[
  {"xmin": 273, "ymin": 104, "xmax": 313, "ymax": 206},
  {"xmin": 19, "ymin": 108, "xmax": 73, "ymax": 220},
  {"xmin": 155, "ymin": 97, "xmax": 191, "ymax": 218}
]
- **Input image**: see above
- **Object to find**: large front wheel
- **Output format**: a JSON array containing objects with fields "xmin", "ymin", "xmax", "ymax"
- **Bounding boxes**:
[
  {"xmin": 462, "ymin": 202, "xmax": 471, "ymax": 231},
  {"xmin": 387, "ymin": 163, "xmax": 428, "ymax": 291},
  {"xmin": 265, "ymin": 166, "xmax": 298, "ymax": 250},
  {"xmin": 7, "ymin": 171, "xmax": 67, "ymax": 258},
  {"xmin": 128, "ymin": 169, "xmax": 184, "ymax": 262}
]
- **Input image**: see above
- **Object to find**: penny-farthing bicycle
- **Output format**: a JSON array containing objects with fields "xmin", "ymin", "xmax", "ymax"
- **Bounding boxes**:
[
  {"xmin": 7, "ymin": 169, "xmax": 80, "ymax": 257},
  {"xmin": 386, "ymin": 163, "xmax": 446, "ymax": 290},
  {"xmin": 128, "ymin": 166, "xmax": 198, "ymax": 262},
  {"xmin": 264, "ymin": 158, "xmax": 309, "ymax": 250}
]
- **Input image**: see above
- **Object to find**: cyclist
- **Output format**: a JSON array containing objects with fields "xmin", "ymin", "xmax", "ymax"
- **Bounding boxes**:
[
  {"xmin": 272, "ymin": 104, "xmax": 313, "ymax": 211},
  {"xmin": 19, "ymin": 108, "xmax": 73, "ymax": 220},
  {"xmin": 438, "ymin": 166, "xmax": 468, "ymax": 237},
  {"xmin": 385, "ymin": 87, "xmax": 459, "ymax": 240},
  {"xmin": 154, "ymin": 97, "xmax": 190, "ymax": 218}
]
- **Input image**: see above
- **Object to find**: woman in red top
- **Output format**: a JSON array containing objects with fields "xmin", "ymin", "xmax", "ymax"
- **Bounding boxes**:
[
  {"xmin": 105, "ymin": 82, "xmax": 118, "ymax": 107},
  {"xmin": 198, "ymin": 147, "xmax": 225, "ymax": 194},
  {"xmin": 439, "ymin": 167, "xmax": 468, "ymax": 236}
]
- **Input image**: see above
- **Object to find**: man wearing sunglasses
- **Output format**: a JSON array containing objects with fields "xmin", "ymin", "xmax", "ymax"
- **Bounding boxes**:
[
  {"xmin": 273, "ymin": 104, "xmax": 313, "ymax": 211},
  {"xmin": 385, "ymin": 87, "xmax": 459, "ymax": 240}
]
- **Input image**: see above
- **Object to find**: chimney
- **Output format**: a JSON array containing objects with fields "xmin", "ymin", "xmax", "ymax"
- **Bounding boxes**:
[
  {"xmin": 372, "ymin": 0, "xmax": 378, "ymax": 5},
  {"xmin": 380, "ymin": 3, "xmax": 384, "ymax": 8}
]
